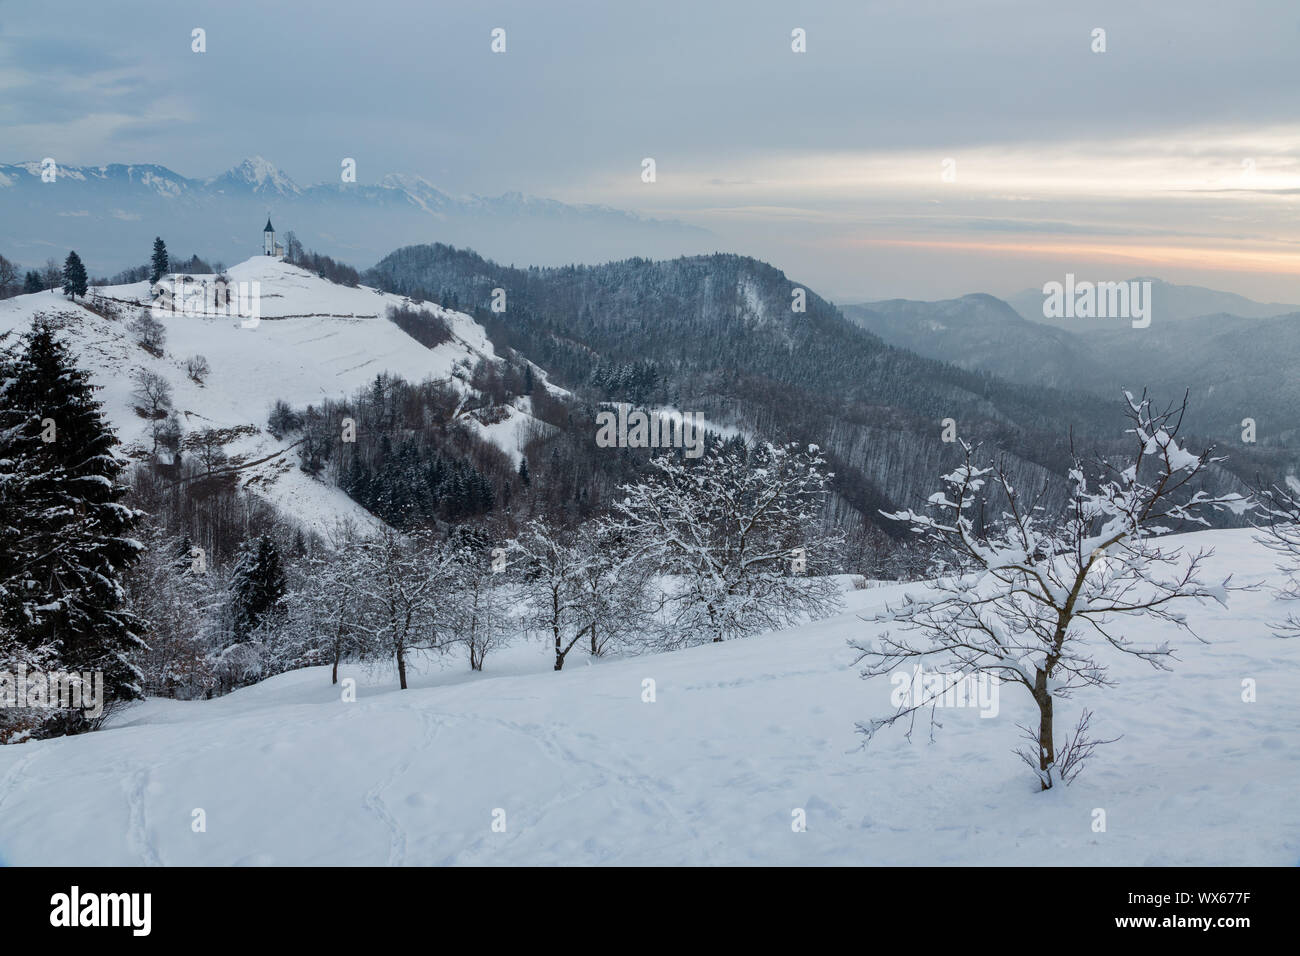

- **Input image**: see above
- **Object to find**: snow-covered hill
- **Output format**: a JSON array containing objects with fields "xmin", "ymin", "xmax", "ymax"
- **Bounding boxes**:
[
  {"xmin": 0, "ymin": 528, "xmax": 1295, "ymax": 866},
  {"xmin": 0, "ymin": 256, "xmax": 558, "ymax": 537}
]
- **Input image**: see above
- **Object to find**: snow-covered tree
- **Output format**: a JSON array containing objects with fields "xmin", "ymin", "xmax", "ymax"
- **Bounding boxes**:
[
  {"xmin": 574, "ymin": 521, "xmax": 654, "ymax": 657},
  {"xmin": 204, "ymin": 534, "xmax": 289, "ymax": 692},
  {"xmin": 509, "ymin": 518, "xmax": 593, "ymax": 671},
  {"xmin": 226, "ymin": 534, "xmax": 287, "ymax": 643},
  {"xmin": 125, "ymin": 530, "xmax": 216, "ymax": 698},
  {"xmin": 0, "ymin": 321, "xmax": 147, "ymax": 716},
  {"xmin": 351, "ymin": 528, "xmax": 459, "ymax": 689},
  {"xmin": 269, "ymin": 560, "xmax": 351, "ymax": 683},
  {"xmin": 609, "ymin": 441, "xmax": 842, "ymax": 647},
  {"xmin": 446, "ymin": 534, "xmax": 512, "ymax": 671},
  {"xmin": 1252, "ymin": 476, "xmax": 1300, "ymax": 638},
  {"xmin": 852, "ymin": 392, "xmax": 1251, "ymax": 789},
  {"xmin": 289, "ymin": 521, "xmax": 370, "ymax": 684}
]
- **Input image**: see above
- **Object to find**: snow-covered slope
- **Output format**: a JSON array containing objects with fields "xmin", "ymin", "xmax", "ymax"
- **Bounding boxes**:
[
  {"xmin": 0, "ymin": 257, "xmax": 558, "ymax": 536},
  {"xmin": 0, "ymin": 528, "xmax": 1295, "ymax": 866}
]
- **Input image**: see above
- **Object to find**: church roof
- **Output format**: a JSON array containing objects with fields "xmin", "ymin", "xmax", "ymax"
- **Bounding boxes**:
[{"xmin": 264, "ymin": 217, "xmax": 274, "ymax": 232}]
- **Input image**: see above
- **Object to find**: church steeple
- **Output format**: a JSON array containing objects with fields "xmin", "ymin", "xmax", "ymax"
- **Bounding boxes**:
[{"xmin": 263, "ymin": 217, "xmax": 276, "ymax": 256}]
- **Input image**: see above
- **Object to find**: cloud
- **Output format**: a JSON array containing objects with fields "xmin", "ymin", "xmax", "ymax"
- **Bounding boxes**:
[{"xmin": 2, "ymin": 0, "xmax": 1299, "ymax": 300}]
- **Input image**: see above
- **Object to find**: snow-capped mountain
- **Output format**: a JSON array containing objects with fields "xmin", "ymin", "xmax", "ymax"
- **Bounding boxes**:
[
  {"xmin": 0, "ymin": 256, "xmax": 561, "ymax": 538},
  {"xmin": 205, "ymin": 156, "xmax": 304, "ymax": 198},
  {"xmin": 0, "ymin": 161, "xmax": 191, "ymax": 198},
  {"xmin": 0, "ymin": 157, "xmax": 710, "ymax": 276}
]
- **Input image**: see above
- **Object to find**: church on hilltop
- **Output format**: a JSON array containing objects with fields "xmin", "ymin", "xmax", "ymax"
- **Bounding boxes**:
[{"xmin": 263, "ymin": 217, "xmax": 284, "ymax": 258}]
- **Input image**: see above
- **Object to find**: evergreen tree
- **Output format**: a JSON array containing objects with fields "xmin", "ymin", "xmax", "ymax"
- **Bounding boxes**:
[
  {"xmin": 227, "ymin": 534, "xmax": 287, "ymax": 641},
  {"xmin": 518, "ymin": 455, "xmax": 530, "ymax": 487},
  {"xmin": 0, "ymin": 321, "xmax": 147, "ymax": 709},
  {"xmin": 61, "ymin": 251, "xmax": 88, "ymax": 299},
  {"xmin": 173, "ymin": 536, "xmax": 197, "ymax": 575},
  {"xmin": 150, "ymin": 237, "xmax": 169, "ymax": 285},
  {"xmin": 23, "ymin": 271, "xmax": 42, "ymax": 294}
]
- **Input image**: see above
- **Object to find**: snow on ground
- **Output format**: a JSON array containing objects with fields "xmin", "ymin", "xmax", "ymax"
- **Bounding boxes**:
[
  {"xmin": 467, "ymin": 396, "xmax": 552, "ymax": 468},
  {"xmin": 0, "ymin": 528, "xmax": 1296, "ymax": 866},
  {"xmin": 0, "ymin": 258, "xmax": 562, "ymax": 537}
]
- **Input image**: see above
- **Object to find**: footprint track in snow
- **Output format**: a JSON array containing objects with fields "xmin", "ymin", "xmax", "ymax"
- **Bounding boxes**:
[{"xmin": 362, "ymin": 708, "xmax": 444, "ymax": 866}]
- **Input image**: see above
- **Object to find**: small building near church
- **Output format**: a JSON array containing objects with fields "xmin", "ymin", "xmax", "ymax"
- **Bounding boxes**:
[{"xmin": 263, "ymin": 217, "xmax": 284, "ymax": 258}]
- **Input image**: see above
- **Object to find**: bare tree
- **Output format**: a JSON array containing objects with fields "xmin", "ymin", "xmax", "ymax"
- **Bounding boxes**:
[
  {"xmin": 185, "ymin": 354, "xmax": 210, "ymax": 385},
  {"xmin": 128, "ymin": 309, "xmax": 166, "ymax": 355},
  {"xmin": 283, "ymin": 231, "xmax": 304, "ymax": 263},
  {"xmin": 156, "ymin": 412, "xmax": 182, "ymax": 460},
  {"xmin": 131, "ymin": 367, "xmax": 173, "ymax": 453},
  {"xmin": 41, "ymin": 257, "xmax": 62, "ymax": 291},
  {"xmin": 0, "ymin": 254, "xmax": 18, "ymax": 299},
  {"xmin": 852, "ymin": 392, "xmax": 1251, "ymax": 789},
  {"xmin": 185, "ymin": 428, "xmax": 229, "ymax": 478}
]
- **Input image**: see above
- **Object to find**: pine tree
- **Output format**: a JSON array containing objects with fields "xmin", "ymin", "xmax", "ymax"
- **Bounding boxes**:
[
  {"xmin": 226, "ymin": 534, "xmax": 287, "ymax": 642},
  {"xmin": 23, "ymin": 271, "xmax": 42, "ymax": 294},
  {"xmin": 150, "ymin": 237, "xmax": 169, "ymax": 285},
  {"xmin": 61, "ymin": 251, "xmax": 88, "ymax": 299},
  {"xmin": 173, "ymin": 536, "xmax": 196, "ymax": 575},
  {"xmin": 518, "ymin": 455, "xmax": 530, "ymax": 487},
  {"xmin": 0, "ymin": 321, "xmax": 147, "ymax": 709}
]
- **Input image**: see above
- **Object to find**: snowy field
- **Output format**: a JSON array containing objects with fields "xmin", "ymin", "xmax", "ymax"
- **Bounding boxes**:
[{"xmin": 0, "ymin": 527, "xmax": 1296, "ymax": 866}]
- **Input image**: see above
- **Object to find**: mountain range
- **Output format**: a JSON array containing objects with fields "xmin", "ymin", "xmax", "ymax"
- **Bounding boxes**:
[
  {"xmin": 1004, "ymin": 277, "xmax": 1300, "ymax": 328},
  {"xmin": 845, "ymin": 291, "xmax": 1300, "ymax": 453},
  {"xmin": 0, "ymin": 156, "xmax": 709, "ymax": 276}
]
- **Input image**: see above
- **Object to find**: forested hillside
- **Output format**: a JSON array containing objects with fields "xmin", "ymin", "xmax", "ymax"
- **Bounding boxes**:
[{"xmin": 366, "ymin": 245, "xmax": 1252, "ymax": 534}]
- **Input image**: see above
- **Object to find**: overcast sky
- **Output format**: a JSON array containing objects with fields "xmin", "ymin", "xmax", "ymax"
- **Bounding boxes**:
[{"xmin": 3, "ymin": 0, "xmax": 1299, "ymax": 301}]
